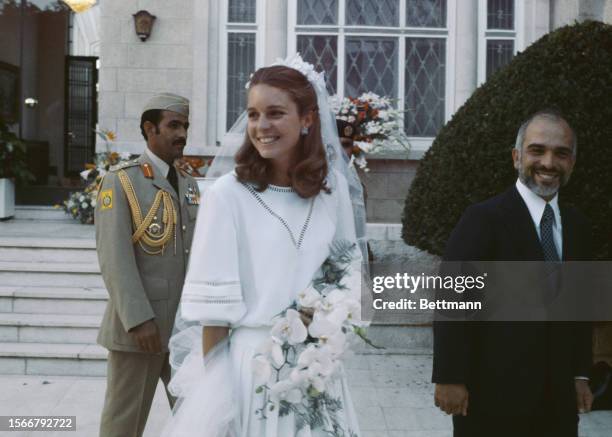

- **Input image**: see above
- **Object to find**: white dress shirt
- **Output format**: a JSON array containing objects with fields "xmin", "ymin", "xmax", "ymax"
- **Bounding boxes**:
[
  {"xmin": 144, "ymin": 147, "xmax": 170, "ymax": 178},
  {"xmin": 515, "ymin": 178, "xmax": 563, "ymax": 259}
]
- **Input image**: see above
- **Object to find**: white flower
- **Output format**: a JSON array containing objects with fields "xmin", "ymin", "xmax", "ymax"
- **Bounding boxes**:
[
  {"xmin": 308, "ymin": 311, "xmax": 341, "ymax": 340},
  {"xmin": 255, "ymin": 337, "xmax": 284, "ymax": 367},
  {"xmin": 80, "ymin": 169, "xmax": 92, "ymax": 181},
  {"xmin": 79, "ymin": 195, "xmax": 85, "ymax": 202},
  {"xmin": 271, "ymin": 309, "xmax": 307, "ymax": 345},
  {"xmin": 297, "ymin": 285, "xmax": 321, "ymax": 309},
  {"xmin": 252, "ymin": 355, "xmax": 272, "ymax": 383},
  {"xmin": 81, "ymin": 202, "xmax": 88, "ymax": 209},
  {"xmin": 119, "ymin": 152, "xmax": 131, "ymax": 160},
  {"xmin": 296, "ymin": 344, "xmax": 334, "ymax": 377},
  {"xmin": 347, "ymin": 115, "xmax": 356, "ymax": 123},
  {"xmin": 270, "ymin": 380, "xmax": 303, "ymax": 404},
  {"xmin": 290, "ymin": 368, "xmax": 326, "ymax": 393}
]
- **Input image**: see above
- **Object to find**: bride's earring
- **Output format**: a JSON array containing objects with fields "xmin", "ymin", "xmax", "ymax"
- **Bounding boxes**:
[{"xmin": 300, "ymin": 126, "xmax": 309, "ymax": 136}]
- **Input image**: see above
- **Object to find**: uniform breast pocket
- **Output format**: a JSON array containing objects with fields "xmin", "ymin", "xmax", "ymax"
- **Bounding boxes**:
[{"xmin": 186, "ymin": 204, "xmax": 198, "ymax": 221}]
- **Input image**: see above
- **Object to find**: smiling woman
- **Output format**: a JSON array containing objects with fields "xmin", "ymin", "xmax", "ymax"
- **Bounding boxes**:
[
  {"xmin": 235, "ymin": 65, "xmax": 329, "ymax": 198},
  {"xmin": 163, "ymin": 57, "xmax": 364, "ymax": 437}
]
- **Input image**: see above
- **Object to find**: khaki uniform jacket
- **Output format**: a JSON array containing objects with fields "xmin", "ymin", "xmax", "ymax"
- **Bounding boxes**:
[{"xmin": 95, "ymin": 153, "xmax": 199, "ymax": 353}]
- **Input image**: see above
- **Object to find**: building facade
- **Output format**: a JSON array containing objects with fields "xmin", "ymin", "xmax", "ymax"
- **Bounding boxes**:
[{"xmin": 4, "ymin": 0, "xmax": 608, "ymax": 213}]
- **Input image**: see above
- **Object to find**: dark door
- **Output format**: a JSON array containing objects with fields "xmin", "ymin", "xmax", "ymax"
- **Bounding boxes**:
[{"xmin": 65, "ymin": 55, "xmax": 97, "ymax": 176}]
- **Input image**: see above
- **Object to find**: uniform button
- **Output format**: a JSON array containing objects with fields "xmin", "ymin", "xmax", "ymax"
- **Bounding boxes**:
[
  {"xmin": 185, "ymin": 248, "xmax": 190, "ymax": 254},
  {"xmin": 182, "ymin": 225, "xmax": 186, "ymax": 231}
]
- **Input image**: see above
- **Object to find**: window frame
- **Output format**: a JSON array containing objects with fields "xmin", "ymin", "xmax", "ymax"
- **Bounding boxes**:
[
  {"xmin": 477, "ymin": 0, "xmax": 525, "ymax": 85},
  {"xmin": 287, "ymin": 0, "xmax": 457, "ymax": 154},
  {"xmin": 217, "ymin": 0, "xmax": 266, "ymax": 139}
]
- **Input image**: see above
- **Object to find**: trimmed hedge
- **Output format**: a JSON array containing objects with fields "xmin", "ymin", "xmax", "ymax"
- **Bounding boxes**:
[{"xmin": 402, "ymin": 21, "xmax": 612, "ymax": 259}]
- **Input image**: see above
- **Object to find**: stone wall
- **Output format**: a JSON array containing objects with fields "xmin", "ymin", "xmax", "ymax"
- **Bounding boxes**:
[
  {"xmin": 98, "ymin": 0, "xmax": 195, "ymax": 154},
  {"xmin": 361, "ymin": 159, "xmax": 418, "ymax": 224}
]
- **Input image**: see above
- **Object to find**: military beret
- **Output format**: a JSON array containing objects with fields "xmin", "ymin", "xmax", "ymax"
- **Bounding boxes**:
[{"xmin": 142, "ymin": 93, "xmax": 189, "ymax": 117}]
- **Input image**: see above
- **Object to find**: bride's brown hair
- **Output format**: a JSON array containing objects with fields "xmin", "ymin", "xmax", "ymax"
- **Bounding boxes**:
[{"xmin": 235, "ymin": 65, "xmax": 329, "ymax": 198}]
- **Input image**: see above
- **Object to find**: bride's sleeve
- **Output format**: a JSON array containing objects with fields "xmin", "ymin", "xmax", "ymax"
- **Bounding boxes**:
[{"xmin": 180, "ymin": 185, "xmax": 246, "ymax": 326}]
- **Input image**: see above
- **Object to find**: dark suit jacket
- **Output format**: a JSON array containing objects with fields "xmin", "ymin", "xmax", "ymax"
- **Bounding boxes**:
[{"xmin": 432, "ymin": 185, "xmax": 592, "ymax": 417}]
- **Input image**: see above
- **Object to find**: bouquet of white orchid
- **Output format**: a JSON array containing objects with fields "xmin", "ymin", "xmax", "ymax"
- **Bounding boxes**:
[
  {"xmin": 330, "ymin": 92, "xmax": 410, "ymax": 171},
  {"xmin": 253, "ymin": 241, "xmax": 373, "ymax": 435}
]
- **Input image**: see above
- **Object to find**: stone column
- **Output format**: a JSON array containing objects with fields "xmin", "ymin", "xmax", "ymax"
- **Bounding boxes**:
[
  {"xmin": 452, "ymin": 0, "xmax": 478, "ymax": 112},
  {"xmin": 264, "ymin": 0, "xmax": 288, "ymax": 64}
]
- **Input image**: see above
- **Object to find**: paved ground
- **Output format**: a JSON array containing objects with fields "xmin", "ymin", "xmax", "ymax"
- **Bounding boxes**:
[{"xmin": 1, "ymin": 354, "xmax": 611, "ymax": 437}]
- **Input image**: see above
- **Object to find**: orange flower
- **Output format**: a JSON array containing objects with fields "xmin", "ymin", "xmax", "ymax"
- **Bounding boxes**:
[
  {"xmin": 105, "ymin": 131, "xmax": 117, "ymax": 141},
  {"xmin": 85, "ymin": 163, "xmax": 96, "ymax": 170}
]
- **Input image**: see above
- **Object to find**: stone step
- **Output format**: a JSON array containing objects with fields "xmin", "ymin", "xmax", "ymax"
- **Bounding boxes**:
[
  {"xmin": 0, "ymin": 245, "xmax": 98, "ymax": 264},
  {"xmin": 0, "ymin": 342, "xmax": 107, "ymax": 376},
  {"xmin": 0, "ymin": 261, "xmax": 104, "ymax": 287},
  {"xmin": 14, "ymin": 206, "xmax": 74, "ymax": 222},
  {"xmin": 0, "ymin": 313, "xmax": 102, "ymax": 344},
  {"xmin": 0, "ymin": 286, "xmax": 107, "ymax": 315}
]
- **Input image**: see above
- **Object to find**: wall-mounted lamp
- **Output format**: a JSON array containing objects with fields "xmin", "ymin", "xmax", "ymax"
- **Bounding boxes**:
[{"xmin": 133, "ymin": 10, "xmax": 156, "ymax": 42}]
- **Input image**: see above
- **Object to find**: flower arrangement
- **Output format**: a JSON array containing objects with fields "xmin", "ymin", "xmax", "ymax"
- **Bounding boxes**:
[
  {"xmin": 59, "ymin": 129, "xmax": 132, "ymax": 224},
  {"xmin": 330, "ymin": 92, "xmax": 410, "ymax": 171},
  {"xmin": 253, "ymin": 241, "xmax": 375, "ymax": 435}
]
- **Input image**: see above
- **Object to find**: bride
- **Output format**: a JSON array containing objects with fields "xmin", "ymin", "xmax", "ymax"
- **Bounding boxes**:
[{"xmin": 162, "ymin": 55, "xmax": 367, "ymax": 437}]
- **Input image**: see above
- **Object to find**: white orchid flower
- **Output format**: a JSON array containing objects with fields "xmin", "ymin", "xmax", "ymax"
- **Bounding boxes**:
[
  {"xmin": 255, "ymin": 338, "xmax": 284, "ymax": 368},
  {"xmin": 308, "ymin": 311, "xmax": 342, "ymax": 340},
  {"xmin": 270, "ymin": 380, "xmax": 303, "ymax": 404},
  {"xmin": 290, "ymin": 367, "xmax": 327, "ymax": 393},
  {"xmin": 297, "ymin": 286, "xmax": 321, "ymax": 309},
  {"xmin": 271, "ymin": 309, "xmax": 307, "ymax": 345}
]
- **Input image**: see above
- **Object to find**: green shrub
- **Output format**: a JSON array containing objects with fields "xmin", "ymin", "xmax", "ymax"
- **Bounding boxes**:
[{"xmin": 402, "ymin": 21, "xmax": 612, "ymax": 259}]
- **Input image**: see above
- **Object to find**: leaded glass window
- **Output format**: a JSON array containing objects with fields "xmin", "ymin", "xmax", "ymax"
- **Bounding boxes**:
[
  {"xmin": 406, "ymin": 0, "xmax": 447, "ymax": 28},
  {"xmin": 404, "ymin": 38, "xmax": 445, "ymax": 136},
  {"xmin": 487, "ymin": 0, "xmax": 514, "ymax": 29},
  {"xmin": 345, "ymin": 0, "xmax": 399, "ymax": 27},
  {"xmin": 486, "ymin": 39, "xmax": 514, "ymax": 78},
  {"xmin": 345, "ymin": 37, "xmax": 398, "ymax": 98},
  {"xmin": 226, "ymin": 33, "xmax": 256, "ymax": 130},
  {"xmin": 228, "ymin": 0, "xmax": 256, "ymax": 23},
  {"xmin": 297, "ymin": 35, "xmax": 338, "ymax": 94},
  {"xmin": 293, "ymin": 0, "xmax": 451, "ymax": 138},
  {"xmin": 297, "ymin": 0, "xmax": 338, "ymax": 25}
]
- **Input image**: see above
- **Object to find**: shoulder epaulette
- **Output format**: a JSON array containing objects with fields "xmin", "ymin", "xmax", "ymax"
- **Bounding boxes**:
[{"xmin": 109, "ymin": 159, "xmax": 140, "ymax": 172}]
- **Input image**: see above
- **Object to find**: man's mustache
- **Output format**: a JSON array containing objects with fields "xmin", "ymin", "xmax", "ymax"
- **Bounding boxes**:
[{"xmin": 173, "ymin": 138, "xmax": 186, "ymax": 146}]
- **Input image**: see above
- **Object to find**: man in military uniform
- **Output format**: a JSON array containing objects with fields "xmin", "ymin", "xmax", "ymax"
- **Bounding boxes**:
[{"xmin": 95, "ymin": 93, "xmax": 200, "ymax": 437}]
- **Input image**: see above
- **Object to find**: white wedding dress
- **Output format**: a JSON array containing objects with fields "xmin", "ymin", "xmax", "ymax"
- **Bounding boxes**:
[{"xmin": 161, "ymin": 170, "xmax": 362, "ymax": 437}]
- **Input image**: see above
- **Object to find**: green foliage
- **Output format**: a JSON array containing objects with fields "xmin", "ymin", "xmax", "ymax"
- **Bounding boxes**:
[
  {"xmin": 0, "ymin": 116, "xmax": 34, "ymax": 185},
  {"xmin": 402, "ymin": 21, "xmax": 612, "ymax": 259}
]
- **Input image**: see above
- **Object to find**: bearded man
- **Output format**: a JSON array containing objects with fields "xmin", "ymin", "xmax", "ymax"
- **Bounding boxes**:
[{"xmin": 432, "ymin": 109, "xmax": 593, "ymax": 437}]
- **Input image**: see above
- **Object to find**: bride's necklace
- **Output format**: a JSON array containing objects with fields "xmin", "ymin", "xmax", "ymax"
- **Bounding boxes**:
[{"xmin": 240, "ymin": 182, "xmax": 314, "ymax": 250}]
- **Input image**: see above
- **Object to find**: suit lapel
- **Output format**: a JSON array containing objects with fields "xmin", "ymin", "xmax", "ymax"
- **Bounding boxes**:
[
  {"xmin": 560, "ymin": 206, "xmax": 575, "ymax": 261},
  {"xmin": 499, "ymin": 186, "xmax": 545, "ymax": 260}
]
